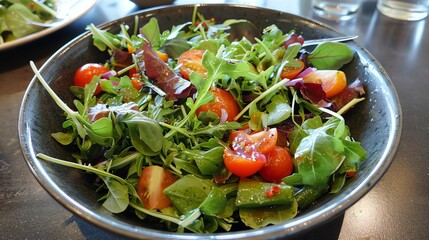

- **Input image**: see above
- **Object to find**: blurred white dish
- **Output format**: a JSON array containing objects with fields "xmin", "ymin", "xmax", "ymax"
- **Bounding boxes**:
[{"xmin": 0, "ymin": 0, "xmax": 98, "ymax": 51}]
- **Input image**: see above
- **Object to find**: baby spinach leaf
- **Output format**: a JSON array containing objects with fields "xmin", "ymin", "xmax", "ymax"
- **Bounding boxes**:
[
  {"xmin": 199, "ymin": 187, "xmax": 228, "ymax": 216},
  {"xmin": 262, "ymin": 94, "xmax": 292, "ymax": 127},
  {"xmin": 308, "ymin": 42, "xmax": 353, "ymax": 70},
  {"xmin": 239, "ymin": 199, "xmax": 298, "ymax": 229},
  {"xmin": 141, "ymin": 18, "xmax": 161, "ymax": 48},
  {"xmin": 101, "ymin": 178, "xmax": 129, "ymax": 213},
  {"xmin": 164, "ymin": 175, "xmax": 214, "ymax": 214},
  {"xmin": 182, "ymin": 147, "xmax": 224, "ymax": 175},
  {"xmin": 248, "ymin": 94, "xmax": 292, "ymax": 130},
  {"xmin": 163, "ymin": 36, "xmax": 191, "ymax": 59},
  {"xmin": 51, "ymin": 132, "xmax": 74, "ymax": 145},
  {"xmin": 91, "ymin": 117, "xmax": 113, "ymax": 138},
  {"xmin": 123, "ymin": 114, "xmax": 164, "ymax": 156}
]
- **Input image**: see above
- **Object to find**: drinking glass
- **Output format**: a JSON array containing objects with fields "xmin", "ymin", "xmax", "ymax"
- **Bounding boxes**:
[
  {"xmin": 377, "ymin": 0, "xmax": 429, "ymax": 21},
  {"xmin": 313, "ymin": 0, "xmax": 362, "ymax": 20}
]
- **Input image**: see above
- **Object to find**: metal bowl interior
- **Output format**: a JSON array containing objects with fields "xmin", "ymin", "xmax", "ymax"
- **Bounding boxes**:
[{"xmin": 18, "ymin": 4, "xmax": 402, "ymax": 240}]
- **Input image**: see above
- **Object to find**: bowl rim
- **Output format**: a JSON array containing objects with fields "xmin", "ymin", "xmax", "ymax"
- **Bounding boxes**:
[{"xmin": 18, "ymin": 3, "xmax": 402, "ymax": 239}]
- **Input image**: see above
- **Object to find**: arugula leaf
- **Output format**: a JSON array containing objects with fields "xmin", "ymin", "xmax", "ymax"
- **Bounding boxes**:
[
  {"xmin": 87, "ymin": 23, "xmax": 122, "ymax": 51},
  {"xmin": 308, "ymin": 42, "xmax": 353, "ymax": 70}
]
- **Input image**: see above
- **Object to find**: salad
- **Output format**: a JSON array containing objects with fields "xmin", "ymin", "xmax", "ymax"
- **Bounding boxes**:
[
  {"xmin": 0, "ymin": 0, "xmax": 57, "ymax": 44},
  {"xmin": 30, "ymin": 8, "xmax": 367, "ymax": 233}
]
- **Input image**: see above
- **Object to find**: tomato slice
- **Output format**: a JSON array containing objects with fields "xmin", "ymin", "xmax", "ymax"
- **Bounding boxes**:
[
  {"xmin": 178, "ymin": 49, "xmax": 207, "ymax": 80},
  {"xmin": 74, "ymin": 63, "xmax": 110, "ymax": 95},
  {"xmin": 280, "ymin": 59, "xmax": 305, "ymax": 79},
  {"xmin": 259, "ymin": 146, "xmax": 294, "ymax": 183},
  {"xmin": 303, "ymin": 70, "xmax": 347, "ymax": 98},
  {"xmin": 195, "ymin": 88, "xmax": 239, "ymax": 122},
  {"xmin": 136, "ymin": 165, "xmax": 176, "ymax": 210},
  {"xmin": 223, "ymin": 149, "xmax": 266, "ymax": 178}
]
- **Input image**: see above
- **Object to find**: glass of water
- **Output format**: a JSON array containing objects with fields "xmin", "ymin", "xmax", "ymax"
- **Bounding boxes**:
[
  {"xmin": 313, "ymin": 0, "xmax": 362, "ymax": 20},
  {"xmin": 377, "ymin": 0, "xmax": 429, "ymax": 21}
]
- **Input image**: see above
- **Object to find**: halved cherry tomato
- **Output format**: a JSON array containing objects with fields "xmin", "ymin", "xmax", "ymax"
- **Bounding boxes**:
[
  {"xmin": 223, "ymin": 149, "xmax": 266, "ymax": 178},
  {"xmin": 303, "ymin": 70, "xmax": 347, "ymax": 98},
  {"xmin": 280, "ymin": 59, "xmax": 305, "ymax": 79},
  {"xmin": 195, "ymin": 88, "xmax": 239, "ymax": 122},
  {"xmin": 178, "ymin": 49, "xmax": 207, "ymax": 80},
  {"xmin": 74, "ymin": 63, "xmax": 110, "ymax": 95},
  {"xmin": 131, "ymin": 79, "xmax": 143, "ymax": 91},
  {"xmin": 128, "ymin": 68, "xmax": 143, "ymax": 91},
  {"xmin": 229, "ymin": 128, "xmax": 278, "ymax": 155},
  {"xmin": 136, "ymin": 165, "xmax": 176, "ymax": 210},
  {"xmin": 259, "ymin": 146, "xmax": 294, "ymax": 183},
  {"xmin": 225, "ymin": 128, "xmax": 279, "ymax": 178},
  {"xmin": 128, "ymin": 66, "xmax": 138, "ymax": 77},
  {"xmin": 229, "ymin": 128, "xmax": 278, "ymax": 154}
]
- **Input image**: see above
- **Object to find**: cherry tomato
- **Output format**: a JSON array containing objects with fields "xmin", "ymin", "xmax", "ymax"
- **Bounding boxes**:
[
  {"xmin": 280, "ymin": 59, "xmax": 305, "ymax": 79},
  {"xmin": 224, "ymin": 128, "xmax": 279, "ymax": 178},
  {"xmin": 223, "ymin": 149, "xmax": 266, "ymax": 178},
  {"xmin": 128, "ymin": 66, "xmax": 138, "ymax": 77},
  {"xmin": 128, "ymin": 68, "xmax": 144, "ymax": 91},
  {"xmin": 303, "ymin": 70, "xmax": 347, "ymax": 98},
  {"xmin": 259, "ymin": 146, "xmax": 294, "ymax": 183},
  {"xmin": 74, "ymin": 63, "xmax": 110, "ymax": 95},
  {"xmin": 178, "ymin": 49, "xmax": 207, "ymax": 80},
  {"xmin": 136, "ymin": 165, "xmax": 176, "ymax": 210},
  {"xmin": 195, "ymin": 88, "xmax": 239, "ymax": 122}
]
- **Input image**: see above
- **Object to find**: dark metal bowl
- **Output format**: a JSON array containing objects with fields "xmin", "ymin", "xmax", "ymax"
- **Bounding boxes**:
[{"xmin": 18, "ymin": 4, "xmax": 402, "ymax": 239}]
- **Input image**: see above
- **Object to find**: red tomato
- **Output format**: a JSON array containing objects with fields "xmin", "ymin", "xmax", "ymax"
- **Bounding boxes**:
[
  {"xmin": 224, "ymin": 128, "xmax": 278, "ymax": 177},
  {"xmin": 195, "ymin": 88, "xmax": 239, "ymax": 122},
  {"xmin": 280, "ymin": 59, "xmax": 305, "ymax": 80},
  {"xmin": 259, "ymin": 146, "xmax": 294, "ymax": 183},
  {"xmin": 303, "ymin": 70, "xmax": 347, "ymax": 98},
  {"xmin": 223, "ymin": 149, "xmax": 266, "ymax": 178},
  {"xmin": 230, "ymin": 128, "xmax": 278, "ymax": 155},
  {"xmin": 136, "ymin": 165, "xmax": 176, "ymax": 210},
  {"xmin": 178, "ymin": 49, "xmax": 207, "ymax": 80},
  {"xmin": 74, "ymin": 63, "xmax": 110, "ymax": 95}
]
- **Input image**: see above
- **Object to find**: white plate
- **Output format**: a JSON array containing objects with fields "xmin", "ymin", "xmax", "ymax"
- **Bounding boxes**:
[{"xmin": 0, "ymin": 0, "xmax": 98, "ymax": 51}]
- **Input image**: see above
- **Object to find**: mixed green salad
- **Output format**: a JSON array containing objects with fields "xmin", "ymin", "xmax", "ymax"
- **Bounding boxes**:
[
  {"xmin": 30, "ymin": 8, "xmax": 367, "ymax": 233},
  {"xmin": 0, "ymin": 0, "xmax": 57, "ymax": 44}
]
